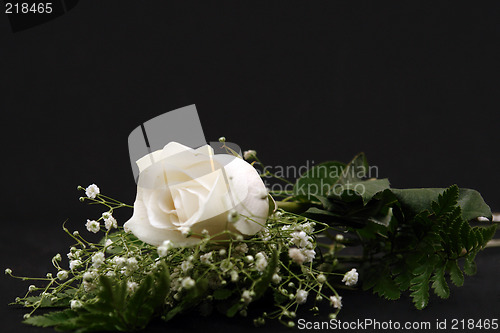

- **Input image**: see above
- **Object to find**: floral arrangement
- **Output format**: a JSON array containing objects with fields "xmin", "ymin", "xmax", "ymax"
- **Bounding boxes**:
[{"xmin": 6, "ymin": 138, "xmax": 498, "ymax": 332}]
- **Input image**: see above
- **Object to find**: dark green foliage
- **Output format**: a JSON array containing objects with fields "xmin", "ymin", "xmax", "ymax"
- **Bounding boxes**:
[
  {"xmin": 358, "ymin": 184, "xmax": 496, "ymax": 310},
  {"xmin": 23, "ymin": 262, "xmax": 170, "ymax": 332},
  {"xmin": 292, "ymin": 153, "xmax": 496, "ymax": 310}
]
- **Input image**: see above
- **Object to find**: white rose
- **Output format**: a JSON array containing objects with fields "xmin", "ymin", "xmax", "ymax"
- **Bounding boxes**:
[{"xmin": 124, "ymin": 142, "xmax": 269, "ymax": 247}]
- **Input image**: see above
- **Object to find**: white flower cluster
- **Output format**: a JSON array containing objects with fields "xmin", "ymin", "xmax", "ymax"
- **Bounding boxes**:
[
  {"xmin": 85, "ymin": 184, "xmax": 100, "ymax": 199},
  {"xmin": 102, "ymin": 212, "xmax": 118, "ymax": 230},
  {"xmin": 243, "ymin": 150, "xmax": 257, "ymax": 161},
  {"xmin": 157, "ymin": 240, "xmax": 174, "ymax": 258},
  {"xmin": 342, "ymin": 268, "xmax": 358, "ymax": 287},
  {"xmin": 255, "ymin": 252, "xmax": 268, "ymax": 272},
  {"xmin": 85, "ymin": 219, "xmax": 100, "ymax": 233},
  {"xmin": 284, "ymin": 222, "xmax": 316, "ymax": 265},
  {"xmin": 329, "ymin": 295, "xmax": 342, "ymax": 309},
  {"xmin": 295, "ymin": 289, "xmax": 309, "ymax": 304}
]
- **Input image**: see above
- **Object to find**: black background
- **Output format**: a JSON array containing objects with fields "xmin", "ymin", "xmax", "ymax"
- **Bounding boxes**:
[{"xmin": 1, "ymin": 1, "xmax": 499, "ymax": 332}]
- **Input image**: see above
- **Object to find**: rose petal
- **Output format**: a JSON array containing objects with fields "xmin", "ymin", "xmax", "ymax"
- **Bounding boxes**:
[{"xmin": 123, "ymin": 188, "xmax": 201, "ymax": 247}]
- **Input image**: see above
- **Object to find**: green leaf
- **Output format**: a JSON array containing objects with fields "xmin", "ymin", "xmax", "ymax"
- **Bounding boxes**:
[
  {"xmin": 446, "ymin": 260, "xmax": 464, "ymax": 287},
  {"xmin": 294, "ymin": 161, "xmax": 345, "ymax": 200},
  {"xmin": 362, "ymin": 266, "xmax": 400, "ymax": 300},
  {"xmin": 409, "ymin": 257, "xmax": 436, "ymax": 310},
  {"xmin": 372, "ymin": 274, "xmax": 401, "ymax": 300},
  {"xmin": 431, "ymin": 266, "xmax": 450, "ymax": 299},
  {"xmin": 392, "ymin": 187, "xmax": 492, "ymax": 221},
  {"xmin": 213, "ymin": 288, "xmax": 233, "ymax": 300},
  {"xmin": 338, "ymin": 152, "xmax": 370, "ymax": 183},
  {"xmin": 463, "ymin": 253, "xmax": 477, "ymax": 276},
  {"xmin": 456, "ymin": 189, "xmax": 492, "ymax": 221},
  {"xmin": 303, "ymin": 207, "xmax": 367, "ymax": 228},
  {"xmin": 431, "ymin": 185, "xmax": 459, "ymax": 216},
  {"xmin": 23, "ymin": 309, "xmax": 78, "ymax": 328},
  {"xmin": 336, "ymin": 178, "xmax": 391, "ymax": 205},
  {"xmin": 225, "ymin": 302, "xmax": 242, "ymax": 318}
]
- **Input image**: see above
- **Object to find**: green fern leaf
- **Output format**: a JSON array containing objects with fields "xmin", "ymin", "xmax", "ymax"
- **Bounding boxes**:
[
  {"xmin": 431, "ymin": 265, "xmax": 450, "ymax": 299},
  {"xmin": 23, "ymin": 309, "xmax": 78, "ymax": 328},
  {"xmin": 446, "ymin": 260, "xmax": 464, "ymax": 287},
  {"xmin": 372, "ymin": 274, "xmax": 401, "ymax": 300},
  {"xmin": 409, "ymin": 256, "xmax": 436, "ymax": 310},
  {"xmin": 432, "ymin": 185, "xmax": 459, "ymax": 217},
  {"xmin": 463, "ymin": 253, "xmax": 477, "ymax": 276}
]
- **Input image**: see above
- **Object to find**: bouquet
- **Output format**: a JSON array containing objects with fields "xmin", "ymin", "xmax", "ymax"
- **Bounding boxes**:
[{"xmin": 6, "ymin": 124, "xmax": 498, "ymax": 331}]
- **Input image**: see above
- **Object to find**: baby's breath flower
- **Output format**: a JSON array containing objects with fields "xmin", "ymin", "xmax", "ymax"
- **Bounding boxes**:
[
  {"xmin": 69, "ymin": 260, "xmax": 82, "ymax": 270},
  {"xmin": 317, "ymin": 274, "xmax": 327, "ymax": 284},
  {"xmin": 113, "ymin": 256, "xmax": 126, "ymax": 267},
  {"xmin": 245, "ymin": 255, "xmax": 254, "ymax": 263},
  {"xmin": 342, "ymin": 268, "xmax": 358, "ymax": 287},
  {"xmin": 229, "ymin": 270, "xmax": 239, "ymax": 282},
  {"xmin": 295, "ymin": 289, "xmax": 308, "ymax": 305},
  {"xmin": 301, "ymin": 248, "xmax": 316, "ymax": 263},
  {"xmin": 329, "ymin": 295, "xmax": 342, "ymax": 309},
  {"xmin": 85, "ymin": 219, "xmax": 100, "ymax": 233},
  {"xmin": 57, "ymin": 270, "xmax": 68, "ymax": 281},
  {"xmin": 335, "ymin": 234, "xmax": 344, "ymax": 242},
  {"xmin": 200, "ymin": 252, "xmax": 213, "ymax": 264},
  {"xmin": 219, "ymin": 249, "xmax": 226, "ymax": 256},
  {"xmin": 104, "ymin": 239, "xmax": 113, "ymax": 248},
  {"xmin": 243, "ymin": 150, "xmax": 257, "ymax": 160},
  {"xmin": 85, "ymin": 184, "xmax": 100, "ymax": 199},
  {"xmin": 126, "ymin": 257, "xmax": 139, "ymax": 273},
  {"xmin": 83, "ymin": 280, "xmax": 96, "ymax": 292},
  {"xmin": 127, "ymin": 281, "xmax": 139, "ymax": 293},
  {"xmin": 92, "ymin": 252, "xmax": 105, "ymax": 268},
  {"xmin": 157, "ymin": 241, "xmax": 173, "ymax": 258},
  {"xmin": 290, "ymin": 231, "xmax": 311, "ymax": 248},
  {"xmin": 181, "ymin": 260, "xmax": 193, "ymax": 272},
  {"xmin": 52, "ymin": 253, "xmax": 62, "ymax": 262},
  {"xmin": 241, "ymin": 290, "xmax": 252, "ymax": 304},
  {"xmin": 179, "ymin": 227, "xmax": 191, "ymax": 237},
  {"xmin": 28, "ymin": 285, "xmax": 36, "ymax": 292},
  {"xmin": 234, "ymin": 243, "xmax": 248, "ymax": 254},
  {"xmin": 157, "ymin": 246, "xmax": 168, "ymax": 258},
  {"xmin": 70, "ymin": 299, "xmax": 83, "ymax": 309},
  {"xmin": 83, "ymin": 271, "xmax": 96, "ymax": 282},
  {"xmin": 181, "ymin": 277, "xmax": 195, "ymax": 289},
  {"xmin": 288, "ymin": 248, "xmax": 305, "ymax": 265},
  {"xmin": 300, "ymin": 221, "xmax": 316, "ymax": 234},
  {"xmin": 104, "ymin": 215, "xmax": 118, "ymax": 230},
  {"xmin": 4, "ymin": 268, "xmax": 12, "ymax": 275},
  {"xmin": 272, "ymin": 273, "xmax": 282, "ymax": 284},
  {"xmin": 255, "ymin": 252, "xmax": 268, "ymax": 272},
  {"xmin": 259, "ymin": 228, "xmax": 272, "ymax": 242}
]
